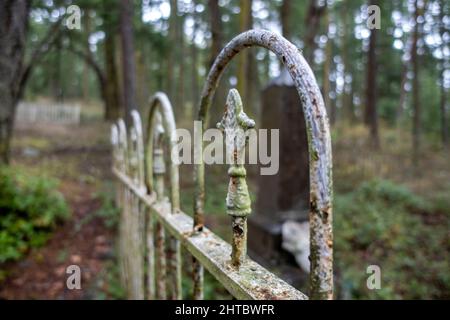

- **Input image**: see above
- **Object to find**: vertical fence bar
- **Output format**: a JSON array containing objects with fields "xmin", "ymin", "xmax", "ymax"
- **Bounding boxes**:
[
  {"xmin": 129, "ymin": 111, "xmax": 146, "ymax": 299},
  {"xmin": 145, "ymin": 94, "xmax": 182, "ymax": 300},
  {"xmin": 111, "ymin": 124, "xmax": 128, "ymax": 291},
  {"xmin": 155, "ymin": 220, "xmax": 166, "ymax": 300},
  {"xmin": 146, "ymin": 205, "xmax": 155, "ymax": 299},
  {"xmin": 192, "ymin": 118, "xmax": 204, "ymax": 299},
  {"xmin": 145, "ymin": 113, "xmax": 157, "ymax": 300},
  {"xmin": 111, "ymin": 124, "xmax": 119, "ymax": 206},
  {"xmin": 192, "ymin": 257, "xmax": 204, "ymax": 299},
  {"xmin": 166, "ymin": 236, "xmax": 181, "ymax": 299},
  {"xmin": 117, "ymin": 119, "xmax": 131, "ymax": 297},
  {"xmin": 153, "ymin": 126, "xmax": 167, "ymax": 299},
  {"xmin": 129, "ymin": 128, "xmax": 141, "ymax": 299}
]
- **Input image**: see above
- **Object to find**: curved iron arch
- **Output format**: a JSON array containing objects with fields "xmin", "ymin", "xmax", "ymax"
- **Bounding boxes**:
[
  {"xmin": 194, "ymin": 29, "xmax": 333, "ymax": 299},
  {"xmin": 144, "ymin": 92, "xmax": 180, "ymax": 211}
]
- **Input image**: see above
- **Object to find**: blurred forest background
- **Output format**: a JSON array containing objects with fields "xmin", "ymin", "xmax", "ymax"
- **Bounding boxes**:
[{"xmin": 0, "ymin": 0, "xmax": 449, "ymax": 300}]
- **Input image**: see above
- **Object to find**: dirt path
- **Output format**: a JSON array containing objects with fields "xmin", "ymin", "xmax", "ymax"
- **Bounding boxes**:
[{"xmin": 0, "ymin": 122, "xmax": 117, "ymax": 299}]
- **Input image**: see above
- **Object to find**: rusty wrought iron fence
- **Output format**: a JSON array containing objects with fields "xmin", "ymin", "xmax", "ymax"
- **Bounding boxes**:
[{"xmin": 111, "ymin": 30, "xmax": 333, "ymax": 300}]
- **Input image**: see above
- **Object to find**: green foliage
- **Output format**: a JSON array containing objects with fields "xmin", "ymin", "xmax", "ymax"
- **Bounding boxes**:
[
  {"xmin": 334, "ymin": 179, "xmax": 449, "ymax": 299},
  {"xmin": 0, "ymin": 167, "xmax": 69, "ymax": 264},
  {"xmin": 94, "ymin": 260, "xmax": 126, "ymax": 300},
  {"xmin": 93, "ymin": 183, "xmax": 120, "ymax": 229}
]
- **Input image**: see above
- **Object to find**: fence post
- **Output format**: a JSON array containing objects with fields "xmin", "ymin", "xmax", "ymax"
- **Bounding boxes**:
[
  {"xmin": 117, "ymin": 119, "xmax": 131, "ymax": 297},
  {"xmin": 129, "ymin": 111, "xmax": 145, "ymax": 299},
  {"xmin": 145, "ymin": 93, "xmax": 182, "ymax": 300},
  {"xmin": 153, "ymin": 114, "xmax": 167, "ymax": 300}
]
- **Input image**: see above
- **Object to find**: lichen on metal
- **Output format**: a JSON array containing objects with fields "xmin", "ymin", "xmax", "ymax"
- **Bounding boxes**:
[
  {"xmin": 152, "ymin": 115, "xmax": 166, "ymax": 200},
  {"xmin": 146, "ymin": 205, "xmax": 155, "ymax": 299},
  {"xmin": 112, "ymin": 165, "xmax": 157, "ymax": 299},
  {"xmin": 130, "ymin": 110, "xmax": 145, "ymax": 190},
  {"xmin": 150, "ymin": 200, "xmax": 307, "ymax": 300},
  {"xmin": 117, "ymin": 119, "xmax": 129, "ymax": 174},
  {"xmin": 118, "ymin": 115, "xmax": 146, "ymax": 300},
  {"xmin": 110, "ymin": 124, "xmax": 119, "ymax": 170},
  {"xmin": 217, "ymin": 89, "xmax": 254, "ymax": 267},
  {"xmin": 144, "ymin": 92, "xmax": 182, "ymax": 300},
  {"xmin": 116, "ymin": 119, "xmax": 133, "ymax": 296},
  {"xmin": 112, "ymin": 29, "xmax": 333, "ymax": 301},
  {"xmin": 194, "ymin": 29, "xmax": 333, "ymax": 299},
  {"xmin": 145, "ymin": 93, "xmax": 180, "ymax": 210}
]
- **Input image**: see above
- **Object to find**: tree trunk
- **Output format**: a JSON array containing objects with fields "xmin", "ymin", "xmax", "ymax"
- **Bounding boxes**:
[
  {"xmin": 397, "ymin": 62, "xmax": 408, "ymax": 124},
  {"xmin": 280, "ymin": 0, "xmax": 292, "ymax": 40},
  {"xmin": 82, "ymin": 10, "xmax": 91, "ymax": 102},
  {"xmin": 177, "ymin": 3, "xmax": 185, "ymax": 118},
  {"xmin": 365, "ymin": 1, "xmax": 380, "ymax": 148},
  {"xmin": 207, "ymin": 0, "xmax": 225, "ymax": 123},
  {"xmin": 120, "ymin": 0, "xmax": 137, "ymax": 124},
  {"xmin": 439, "ymin": 0, "xmax": 448, "ymax": 148},
  {"xmin": 208, "ymin": 0, "xmax": 223, "ymax": 69},
  {"xmin": 103, "ymin": 14, "xmax": 121, "ymax": 121},
  {"xmin": 340, "ymin": 4, "xmax": 355, "ymax": 123},
  {"xmin": 53, "ymin": 36, "xmax": 63, "ymax": 102},
  {"xmin": 136, "ymin": 50, "xmax": 148, "ymax": 112},
  {"xmin": 237, "ymin": 0, "xmax": 256, "ymax": 117},
  {"xmin": 115, "ymin": 34, "xmax": 125, "ymax": 111},
  {"xmin": 279, "ymin": 0, "xmax": 292, "ymax": 74},
  {"xmin": 330, "ymin": 68, "xmax": 337, "ymax": 125},
  {"xmin": 441, "ymin": 69, "xmax": 448, "ymax": 148},
  {"xmin": 323, "ymin": 8, "xmax": 333, "ymax": 125},
  {"xmin": 304, "ymin": 0, "xmax": 326, "ymax": 64},
  {"xmin": 0, "ymin": 0, "xmax": 30, "ymax": 164},
  {"xmin": 190, "ymin": 0, "xmax": 199, "ymax": 120},
  {"xmin": 167, "ymin": 0, "xmax": 178, "ymax": 104},
  {"xmin": 411, "ymin": 0, "xmax": 421, "ymax": 164},
  {"xmin": 440, "ymin": 65, "xmax": 448, "ymax": 149}
]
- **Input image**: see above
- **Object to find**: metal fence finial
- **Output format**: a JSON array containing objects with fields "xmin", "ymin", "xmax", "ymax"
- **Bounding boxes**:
[{"xmin": 218, "ymin": 89, "xmax": 254, "ymax": 268}]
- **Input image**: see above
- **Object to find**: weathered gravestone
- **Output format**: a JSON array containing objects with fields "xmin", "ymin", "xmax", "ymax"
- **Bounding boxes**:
[{"xmin": 248, "ymin": 68, "xmax": 310, "ymax": 270}]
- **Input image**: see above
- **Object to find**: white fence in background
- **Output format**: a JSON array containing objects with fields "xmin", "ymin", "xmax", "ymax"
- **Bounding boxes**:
[{"xmin": 16, "ymin": 102, "xmax": 81, "ymax": 125}]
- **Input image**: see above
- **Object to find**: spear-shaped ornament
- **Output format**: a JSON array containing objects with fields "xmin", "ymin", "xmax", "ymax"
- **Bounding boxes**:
[{"xmin": 217, "ymin": 89, "xmax": 255, "ymax": 268}]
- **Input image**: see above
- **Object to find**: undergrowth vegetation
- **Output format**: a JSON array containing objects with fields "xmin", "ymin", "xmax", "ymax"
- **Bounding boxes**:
[
  {"xmin": 0, "ymin": 167, "xmax": 69, "ymax": 268},
  {"xmin": 334, "ymin": 179, "xmax": 449, "ymax": 299},
  {"xmin": 176, "ymin": 124, "xmax": 450, "ymax": 299}
]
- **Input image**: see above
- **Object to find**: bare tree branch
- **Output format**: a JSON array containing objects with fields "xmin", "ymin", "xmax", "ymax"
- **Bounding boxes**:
[
  {"xmin": 65, "ymin": 44, "xmax": 106, "ymax": 88},
  {"xmin": 16, "ymin": 17, "xmax": 64, "ymax": 100}
]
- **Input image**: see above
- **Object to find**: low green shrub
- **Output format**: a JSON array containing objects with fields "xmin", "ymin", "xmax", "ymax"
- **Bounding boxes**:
[
  {"xmin": 0, "ymin": 167, "xmax": 69, "ymax": 264},
  {"xmin": 334, "ymin": 179, "xmax": 449, "ymax": 299}
]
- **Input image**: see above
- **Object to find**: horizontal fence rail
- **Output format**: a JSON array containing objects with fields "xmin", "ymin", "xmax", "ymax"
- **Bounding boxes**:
[{"xmin": 111, "ymin": 29, "xmax": 333, "ymax": 300}]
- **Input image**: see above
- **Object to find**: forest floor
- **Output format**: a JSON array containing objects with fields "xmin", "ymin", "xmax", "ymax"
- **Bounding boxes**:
[{"xmin": 0, "ymin": 118, "xmax": 123, "ymax": 299}]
